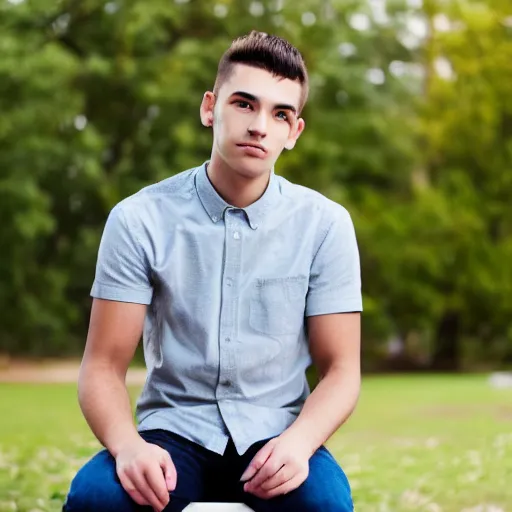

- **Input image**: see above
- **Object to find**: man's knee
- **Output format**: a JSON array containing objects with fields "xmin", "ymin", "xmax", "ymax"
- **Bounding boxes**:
[
  {"xmin": 63, "ymin": 485, "xmax": 134, "ymax": 512},
  {"xmin": 293, "ymin": 447, "xmax": 354, "ymax": 512},
  {"xmin": 63, "ymin": 450, "xmax": 135, "ymax": 512}
]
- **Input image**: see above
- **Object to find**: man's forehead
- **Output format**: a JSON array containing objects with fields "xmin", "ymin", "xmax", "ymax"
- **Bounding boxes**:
[{"xmin": 219, "ymin": 64, "xmax": 302, "ymax": 109}]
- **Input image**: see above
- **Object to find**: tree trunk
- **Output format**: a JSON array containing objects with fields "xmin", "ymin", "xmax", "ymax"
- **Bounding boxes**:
[{"xmin": 431, "ymin": 311, "xmax": 460, "ymax": 370}]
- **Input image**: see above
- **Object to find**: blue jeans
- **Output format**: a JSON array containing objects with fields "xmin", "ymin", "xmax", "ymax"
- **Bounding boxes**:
[{"xmin": 63, "ymin": 429, "xmax": 353, "ymax": 512}]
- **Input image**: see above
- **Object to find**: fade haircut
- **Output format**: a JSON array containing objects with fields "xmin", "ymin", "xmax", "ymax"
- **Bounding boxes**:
[{"xmin": 213, "ymin": 31, "xmax": 309, "ymax": 113}]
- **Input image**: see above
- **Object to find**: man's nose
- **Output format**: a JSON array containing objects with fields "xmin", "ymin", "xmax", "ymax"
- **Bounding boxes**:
[{"xmin": 247, "ymin": 112, "xmax": 267, "ymax": 138}]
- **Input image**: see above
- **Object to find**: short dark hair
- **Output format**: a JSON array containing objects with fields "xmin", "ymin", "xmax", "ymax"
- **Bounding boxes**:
[{"xmin": 213, "ymin": 31, "xmax": 309, "ymax": 113}]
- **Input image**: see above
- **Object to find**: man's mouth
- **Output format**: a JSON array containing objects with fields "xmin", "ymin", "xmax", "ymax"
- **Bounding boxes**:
[{"xmin": 236, "ymin": 143, "xmax": 267, "ymax": 157}]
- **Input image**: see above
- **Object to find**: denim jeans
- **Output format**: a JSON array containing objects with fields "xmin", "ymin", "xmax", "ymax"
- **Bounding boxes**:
[{"xmin": 63, "ymin": 429, "xmax": 353, "ymax": 512}]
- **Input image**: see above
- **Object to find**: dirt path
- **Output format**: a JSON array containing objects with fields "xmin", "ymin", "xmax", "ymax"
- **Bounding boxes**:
[{"xmin": 0, "ymin": 358, "xmax": 147, "ymax": 385}]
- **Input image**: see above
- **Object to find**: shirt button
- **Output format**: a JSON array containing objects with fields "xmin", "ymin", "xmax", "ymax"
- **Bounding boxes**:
[
  {"xmin": 212, "ymin": 216, "xmax": 218, "ymax": 222},
  {"xmin": 226, "ymin": 278, "xmax": 233, "ymax": 287},
  {"xmin": 225, "ymin": 337, "xmax": 231, "ymax": 342},
  {"xmin": 233, "ymin": 231, "xmax": 240, "ymax": 240},
  {"xmin": 222, "ymin": 379, "xmax": 231, "ymax": 387}
]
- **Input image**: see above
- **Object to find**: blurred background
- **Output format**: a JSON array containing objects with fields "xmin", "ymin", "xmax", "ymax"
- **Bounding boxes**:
[
  {"xmin": 1, "ymin": 0, "xmax": 512, "ymax": 371},
  {"xmin": 0, "ymin": 0, "xmax": 511, "ymax": 511}
]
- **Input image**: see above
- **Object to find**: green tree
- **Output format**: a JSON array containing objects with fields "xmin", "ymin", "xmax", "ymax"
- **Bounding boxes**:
[
  {"xmin": 1, "ymin": 0, "xmax": 509, "ymax": 372},
  {"xmin": 419, "ymin": 0, "xmax": 512, "ymax": 368}
]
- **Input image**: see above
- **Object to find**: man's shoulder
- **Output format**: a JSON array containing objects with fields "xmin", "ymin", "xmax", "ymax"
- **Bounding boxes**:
[
  {"xmin": 276, "ymin": 174, "xmax": 352, "ymax": 223},
  {"xmin": 113, "ymin": 165, "xmax": 198, "ymax": 219}
]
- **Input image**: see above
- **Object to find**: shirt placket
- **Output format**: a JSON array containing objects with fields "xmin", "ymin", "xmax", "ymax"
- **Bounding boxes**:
[{"xmin": 217, "ymin": 208, "xmax": 243, "ymax": 399}]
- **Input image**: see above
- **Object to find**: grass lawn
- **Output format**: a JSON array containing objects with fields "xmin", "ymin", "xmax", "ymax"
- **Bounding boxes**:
[{"xmin": 0, "ymin": 374, "xmax": 510, "ymax": 511}]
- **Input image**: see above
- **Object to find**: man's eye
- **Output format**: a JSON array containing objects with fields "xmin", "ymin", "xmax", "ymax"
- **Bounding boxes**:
[
  {"xmin": 276, "ymin": 111, "xmax": 288, "ymax": 121},
  {"xmin": 236, "ymin": 101, "xmax": 251, "ymax": 109}
]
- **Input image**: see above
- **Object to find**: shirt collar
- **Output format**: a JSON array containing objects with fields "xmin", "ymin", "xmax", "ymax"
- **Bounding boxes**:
[{"xmin": 195, "ymin": 161, "xmax": 279, "ymax": 230}]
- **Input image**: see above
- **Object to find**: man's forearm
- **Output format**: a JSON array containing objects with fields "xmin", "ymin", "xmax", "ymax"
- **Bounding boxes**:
[
  {"xmin": 285, "ymin": 366, "xmax": 360, "ymax": 455},
  {"xmin": 78, "ymin": 362, "xmax": 142, "ymax": 457}
]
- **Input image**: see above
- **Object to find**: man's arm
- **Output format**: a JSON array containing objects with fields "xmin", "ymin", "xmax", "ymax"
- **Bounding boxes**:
[
  {"xmin": 285, "ymin": 311, "xmax": 361, "ymax": 450},
  {"xmin": 79, "ymin": 298, "xmax": 176, "ymax": 511},
  {"xmin": 78, "ymin": 298, "xmax": 146, "ymax": 456},
  {"xmin": 81, "ymin": 203, "xmax": 176, "ymax": 510}
]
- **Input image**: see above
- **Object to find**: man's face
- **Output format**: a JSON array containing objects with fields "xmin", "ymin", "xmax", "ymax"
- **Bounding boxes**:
[{"xmin": 201, "ymin": 64, "xmax": 305, "ymax": 179}]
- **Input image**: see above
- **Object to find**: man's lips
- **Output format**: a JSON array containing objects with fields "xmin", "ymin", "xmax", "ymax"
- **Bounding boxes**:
[{"xmin": 236, "ymin": 143, "xmax": 267, "ymax": 155}]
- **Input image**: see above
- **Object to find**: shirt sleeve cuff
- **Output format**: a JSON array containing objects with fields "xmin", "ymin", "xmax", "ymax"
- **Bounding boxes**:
[
  {"xmin": 90, "ymin": 282, "xmax": 153, "ymax": 305},
  {"xmin": 305, "ymin": 297, "xmax": 363, "ymax": 316}
]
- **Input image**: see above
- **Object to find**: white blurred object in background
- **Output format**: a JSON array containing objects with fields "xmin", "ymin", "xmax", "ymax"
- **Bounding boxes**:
[{"xmin": 488, "ymin": 372, "xmax": 512, "ymax": 389}]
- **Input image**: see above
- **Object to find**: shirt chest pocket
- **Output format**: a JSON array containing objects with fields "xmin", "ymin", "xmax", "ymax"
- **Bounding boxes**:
[{"xmin": 249, "ymin": 276, "xmax": 308, "ymax": 336}]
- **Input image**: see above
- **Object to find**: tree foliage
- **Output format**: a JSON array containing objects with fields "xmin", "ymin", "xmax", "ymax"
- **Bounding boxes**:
[{"xmin": 0, "ymin": 0, "xmax": 510, "ymax": 369}]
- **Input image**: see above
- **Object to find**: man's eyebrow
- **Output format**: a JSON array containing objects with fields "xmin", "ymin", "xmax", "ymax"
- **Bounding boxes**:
[
  {"xmin": 230, "ymin": 91, "xmax": 297, "ymax": 114},
  {"xmin": 231, "ymin": 91, "xmax": 257, "ymax": 102},
  {"xmin": 275, "ymin": 103, "xmax": 297, "ymax": 114}
]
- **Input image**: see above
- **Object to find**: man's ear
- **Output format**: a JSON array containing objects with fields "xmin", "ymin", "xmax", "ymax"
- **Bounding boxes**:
[
  {"xmin": 284, "ymin": 118, "xmax": 306, "ymax": 150},
  {"xmin": 200, "ymin": 91, "xmax": 216, "ymax": 127}
]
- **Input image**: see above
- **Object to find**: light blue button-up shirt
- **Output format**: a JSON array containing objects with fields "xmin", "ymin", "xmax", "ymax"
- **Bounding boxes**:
[{"xmin": 91, "ymin": 162, "xmax": 363, "ymax": 455}]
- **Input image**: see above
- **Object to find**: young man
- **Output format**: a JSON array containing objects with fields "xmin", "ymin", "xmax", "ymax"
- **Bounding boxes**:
[{"xmin": 63, "ymin": 31, "xmax": 362, "ymax": 512}]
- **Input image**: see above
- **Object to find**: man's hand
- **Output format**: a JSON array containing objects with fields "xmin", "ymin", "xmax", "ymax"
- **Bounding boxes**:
[
  {"xmin": 240, "ymin": 431, "xmax": 313, "ymax": 499},
  {"xmin": 115, "ymin": 438, "xmax": 177, "ymax": 511}
]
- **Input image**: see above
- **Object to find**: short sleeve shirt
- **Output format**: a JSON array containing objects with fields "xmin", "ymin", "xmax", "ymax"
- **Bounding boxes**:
[{"xmin": 91, "ymin": 162, "xmax": 363, "ymax": 455}]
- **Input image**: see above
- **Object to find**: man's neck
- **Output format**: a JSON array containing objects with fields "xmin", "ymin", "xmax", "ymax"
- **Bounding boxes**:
[{"xmin": 206, "ymin": 154, "xmax": 271, "ymax": 209}]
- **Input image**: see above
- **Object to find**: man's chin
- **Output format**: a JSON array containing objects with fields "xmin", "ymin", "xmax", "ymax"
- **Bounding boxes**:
[{"xmin": 230, "ymin": 156, "xmax": 272, "ymax": 180}]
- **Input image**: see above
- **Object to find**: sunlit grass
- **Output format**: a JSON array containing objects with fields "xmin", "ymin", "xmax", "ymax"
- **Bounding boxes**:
[
  {"xmin": 1, "ymin": 375, "xmax": 510, "ymax": 511},
  {"xmin": 329, "ymin": 375, "xmax": 512, "ymax": 511}
]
